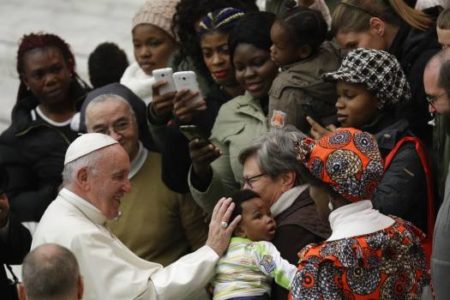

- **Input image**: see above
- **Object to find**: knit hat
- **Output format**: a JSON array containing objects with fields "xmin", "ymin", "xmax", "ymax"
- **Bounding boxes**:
[
  {"xmin": 132, "ymin": 0, "xmax": 180, "ymax": 40},
  {"xmin": 323, "ymin": 48, "xmax": 411, "ymax": 109},
  {"xmin": 64, "ymin": 133, "xmax": 118, "ymax": 165},
  {"xmin": 295, "ymin": 128, "xmax": 384, "ymax": 202}
]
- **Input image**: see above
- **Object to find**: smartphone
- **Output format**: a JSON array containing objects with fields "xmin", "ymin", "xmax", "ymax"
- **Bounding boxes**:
[
  {"xmin": 179, "ymin": 125, "xmax": 209, "ymax": 142},
  {"xmin": 152, "ymin": 68, "xmax": 176, "ymax": 95},
  {"xmin": 173, "ymin": 71, "xmax": 202, "ymax": 105}
]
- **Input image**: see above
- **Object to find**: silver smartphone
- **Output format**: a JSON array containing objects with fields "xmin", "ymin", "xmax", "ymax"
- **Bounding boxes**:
[
  {"xmin": 173, "ymin": 71, "xmax": 203, "ymax": 105},
  {"xmin": 152, "ymin": 67, "xmax": 176, "ymax": 95}
]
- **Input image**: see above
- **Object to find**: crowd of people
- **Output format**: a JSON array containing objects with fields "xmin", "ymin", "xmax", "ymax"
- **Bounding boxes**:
[{"xmin": 1, "ymin": 0, "xmax": 450, "ymax": 299}]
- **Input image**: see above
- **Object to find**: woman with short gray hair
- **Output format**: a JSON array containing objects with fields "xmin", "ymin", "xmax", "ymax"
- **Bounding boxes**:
[{"xmin": 238, "ymin": 128, "xmax": 330, "ymax": 300}]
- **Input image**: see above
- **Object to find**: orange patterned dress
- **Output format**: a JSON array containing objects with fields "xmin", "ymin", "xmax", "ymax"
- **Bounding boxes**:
[{"xmin": 290, "ymin": 217, "xmax": 430, "ymax": 299}]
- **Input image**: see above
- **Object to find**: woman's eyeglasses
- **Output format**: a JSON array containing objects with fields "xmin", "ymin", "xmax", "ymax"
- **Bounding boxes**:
[{"xmin": 242, "ymin": 173, "xmax": 267, "ymax": 188}]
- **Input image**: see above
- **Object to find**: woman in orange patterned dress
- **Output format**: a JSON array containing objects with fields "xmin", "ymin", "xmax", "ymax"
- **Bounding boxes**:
[{"xmin": 289, "ymin": 127, "xmax": 430, "ymax": 299}]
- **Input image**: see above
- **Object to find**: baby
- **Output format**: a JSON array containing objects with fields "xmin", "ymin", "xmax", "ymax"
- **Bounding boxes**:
[
  {"xmin": 212, "ymin": 189, "xmax": 297, "ymax": 300},
  {"xmin": 437, "ymin": 8, "xmax": 450, "ymax": 49}
]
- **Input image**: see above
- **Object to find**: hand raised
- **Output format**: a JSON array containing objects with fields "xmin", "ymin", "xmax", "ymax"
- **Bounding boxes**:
[
  {"xmin": 173, "ymin": 89, "xmax": 207, "ymax": 123},
  {"xmin": 206, "ymin": 197, "xmax": 241, "ymax": 256}
]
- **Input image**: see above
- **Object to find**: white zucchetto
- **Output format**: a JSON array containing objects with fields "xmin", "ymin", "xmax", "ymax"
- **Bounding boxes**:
[{"xmin": 64, "ymin": 133, "xmax": 118, "ymax": 165}]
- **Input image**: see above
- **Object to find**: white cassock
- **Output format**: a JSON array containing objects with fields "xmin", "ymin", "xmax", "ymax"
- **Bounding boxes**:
[{"xmin": 32, "ymin": 188, "xmax": 218, "ymax": 300}]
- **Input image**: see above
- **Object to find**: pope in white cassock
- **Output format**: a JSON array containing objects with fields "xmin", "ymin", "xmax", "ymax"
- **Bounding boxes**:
[{"xmin": 32, "ymin": 133, "xmax": 240, "ymax": 300}]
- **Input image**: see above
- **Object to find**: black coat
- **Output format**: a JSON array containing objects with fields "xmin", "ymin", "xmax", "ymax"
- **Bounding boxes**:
[
  {"xmin": 0, "ymin": 215, "xmax": 31, "ymax": 300},
  {"xmin": 271, "ymin": 189, "xmax": 331, "ymax": 300},
  {"xmin": 389, "ymin": 8, "xmax": 441, "ymax": 146},
  {"xmin": 363, "ymin": 114, "xmax": 429, "ymax": 232},
  {"xmin": 0, "ymin": 86, "xmax": 87, "ymax": 222}
]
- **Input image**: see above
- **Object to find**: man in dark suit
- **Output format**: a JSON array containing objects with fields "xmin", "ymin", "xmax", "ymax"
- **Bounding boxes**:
[{"xmin": 0, "ymin": 167, "xmax": 31, "ymax": 300}]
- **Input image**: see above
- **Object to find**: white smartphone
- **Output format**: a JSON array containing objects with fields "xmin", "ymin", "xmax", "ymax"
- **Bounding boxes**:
[
  {"xmin": 173, "ymin": 71, "xmax": 202, "ymax": 104},
  {"xmin": 152, "ymin": 67, "xmax": 176, "ymax": 95}
]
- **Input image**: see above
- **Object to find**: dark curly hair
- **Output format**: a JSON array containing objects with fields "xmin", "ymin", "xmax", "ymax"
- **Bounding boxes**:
[
  {"xmin": 88, "ymin": 42, "xmax": 129, "ymax": 88},
  {"xmin": 16, "ymin": 32, "xmax": 89, "ymax": 103},
  {"xmin": 228, "ymin": 11, "xmax": 276, "ymax": 62},
  {"xmin": 277, "ymin": 6, "xmax": 328, "ymax": 55},
  {"xmin": 171, "ymin": 0, "xmax": 258, "ymax": 81},
  {"xmin": 229, "ymin": 189, "xmax": 261, "ymax": 227}
]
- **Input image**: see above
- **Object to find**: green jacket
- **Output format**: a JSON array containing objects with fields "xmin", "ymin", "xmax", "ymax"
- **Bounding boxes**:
[{"xmin": 189, "ymin": 93, "xmax": 269, "ymax": 212}]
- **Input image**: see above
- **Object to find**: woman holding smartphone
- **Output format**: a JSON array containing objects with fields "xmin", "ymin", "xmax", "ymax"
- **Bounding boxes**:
[
  {"xmin": 148, "ymin": 7, "xmax": 247, "ymax": 193},
  {"xmin": 188, "ymin": 12, "xmax": 278, "ymax": 213}
]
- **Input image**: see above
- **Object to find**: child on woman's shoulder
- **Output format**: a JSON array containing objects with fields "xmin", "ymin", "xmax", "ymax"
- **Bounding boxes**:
[
  {"xmin": 212, "ymin": 189, "xmax": 297, "ymax": 300},
  {"xmin": 269, "ymin": 3, "xmax": 340, "ymax": 133}
]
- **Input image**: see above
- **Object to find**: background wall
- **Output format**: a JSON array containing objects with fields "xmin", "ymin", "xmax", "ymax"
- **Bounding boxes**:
[{"xmin": 0, "ymin": 0, "xmax": 142, "ymax": 131}]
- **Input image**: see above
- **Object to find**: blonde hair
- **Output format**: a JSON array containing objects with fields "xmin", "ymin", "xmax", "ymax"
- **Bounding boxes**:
[
  {"xmin": 437, "ymin": 8, "xmax": 450, "ymax": 30},
  {"xmin": 332, "ymin": 0, "xmax": 433, "ymax": 34}
]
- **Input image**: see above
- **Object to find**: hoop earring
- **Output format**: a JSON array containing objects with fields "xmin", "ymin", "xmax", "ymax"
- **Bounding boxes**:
[{"xmin": 328, "ymin": 200, "xmax": 334, "ymax": 211}]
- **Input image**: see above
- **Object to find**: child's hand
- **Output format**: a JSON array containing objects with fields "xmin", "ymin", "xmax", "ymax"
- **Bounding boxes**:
[{"xmin": 307, "ymin": 116, "xmax": 336, "ymax": 140}]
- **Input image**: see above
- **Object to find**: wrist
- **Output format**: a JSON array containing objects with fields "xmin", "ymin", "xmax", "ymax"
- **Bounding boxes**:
[
  {"xmin": 191, "ymin": 166, "xmax": 212, "ymax": 192},
  {"xmin": 0, "ymin": 216, "xmax": 9, "ymax": 230},
  {"xmin": 148, "ymin": 104, "xmax": 170, "ymax": 125}
]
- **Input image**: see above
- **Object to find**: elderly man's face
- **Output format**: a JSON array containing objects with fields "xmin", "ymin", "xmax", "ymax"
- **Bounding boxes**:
[
  {"xmin": 86, "ymin": 99, "xmax": 140, "ymax": 161},
  {"xmin": 424, "ymin": 64, "xmax": 450, "ymax": 115},
  {"xmin": 87, "ymin": 144, "xmax": 131, "ymax": 219}
]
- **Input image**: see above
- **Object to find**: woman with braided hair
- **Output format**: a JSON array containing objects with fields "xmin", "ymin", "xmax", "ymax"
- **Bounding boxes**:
[
  {"xmin": 148, "ymin": 7, "xmax": 248, "ymax": 193},
  {"xmin": 0, "ymin": 32, "xmax": 89, "ymax": 222},
  {"xmin": 169, "ymin": 0, "xmax": 258, "ymax": 96}
]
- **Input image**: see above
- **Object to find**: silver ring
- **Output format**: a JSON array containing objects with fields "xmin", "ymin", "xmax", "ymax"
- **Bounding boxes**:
[{"xmin": 221, "ymin": 221, "xmax": 228, "ymax": 229}]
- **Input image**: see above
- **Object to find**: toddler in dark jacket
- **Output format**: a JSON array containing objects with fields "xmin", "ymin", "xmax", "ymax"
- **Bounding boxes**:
[{"xmin": 268, "ymin": 3, "xmax": 340, "ymax": 133}]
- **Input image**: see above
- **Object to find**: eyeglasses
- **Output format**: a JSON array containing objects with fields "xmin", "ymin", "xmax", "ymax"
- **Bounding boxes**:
[
  {"xmin": 242, "ymin": 173, "xmax": 267, "ymax": 188},
  {"xmin": 93, "ymin": 119, "xmax": 132, "ymax": 136},
  {"xmin": 426, "ymin": 92, "xmax": 447, "ymax": 105}
]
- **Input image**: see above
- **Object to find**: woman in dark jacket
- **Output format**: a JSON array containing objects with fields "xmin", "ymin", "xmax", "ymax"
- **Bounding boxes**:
[
  {"xmin": 331, "ymin": 0, "xmax": 441, "ymax": 146},
  {"xmin": 148, "ymin": 7, "xmax": 247, "ymax": 193},
  {"xmin": 0, "ymin": 167, "xmax": 31, "ymax": 300},
  {"xmin": 0, "ymin": 33, "xmax": 89, "ymax": 221}
]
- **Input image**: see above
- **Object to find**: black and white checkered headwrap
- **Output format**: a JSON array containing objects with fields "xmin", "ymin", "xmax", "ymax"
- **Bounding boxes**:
[{"xmin": 323, "ymin": 48, "xmax": 411, "ymax": 109}]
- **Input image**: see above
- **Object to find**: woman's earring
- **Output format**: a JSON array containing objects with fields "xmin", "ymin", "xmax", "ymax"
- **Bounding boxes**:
[{"xmin": 328, "ymin": 200, "xmax": 334, "ymax": 211}]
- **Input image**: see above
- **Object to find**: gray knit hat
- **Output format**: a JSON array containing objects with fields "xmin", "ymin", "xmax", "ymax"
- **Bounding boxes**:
[
  {"xmin": 323, "ymin": 48, "xmax": 411, "ymax": 109},
  {"xmin": 132, "ymin": 0, "xmax": 180, "ymax": 40}
]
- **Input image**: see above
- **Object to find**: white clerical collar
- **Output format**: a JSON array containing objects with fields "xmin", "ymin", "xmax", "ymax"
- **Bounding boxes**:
[
  {"xmin": 60, "ymin": 188, "xmax": 106, "ymax": 225},
  {"xmin": 128, "ymin": 142, "xmax": 148, "ymax": 179},
  {"xmin": 327, "ymin": 200, "xmax": 395, "ymax": 241},
  {"xmin": 271, "ymin": 184, "xmax": 308, "ymax": 217}
]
